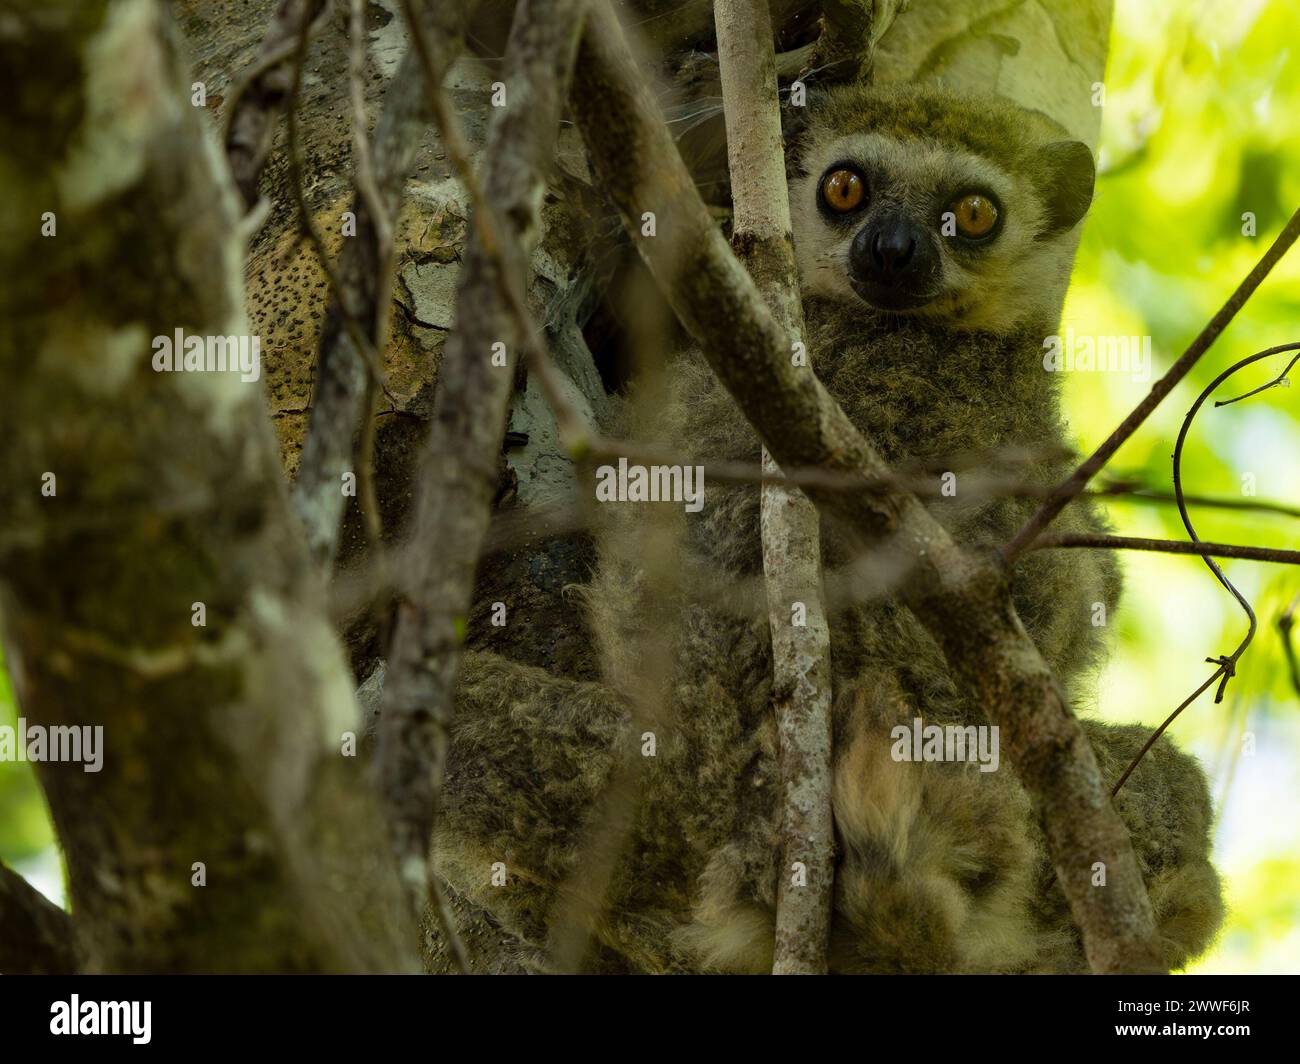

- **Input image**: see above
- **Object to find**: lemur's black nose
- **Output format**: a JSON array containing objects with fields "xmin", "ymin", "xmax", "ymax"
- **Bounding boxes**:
[
  {"xmin": 851, "ymin": 213, "xmax": 927, "ymax": 281},
  {"xmin": 848, "ymin": 212, "xmax": 938, "ymax": 308},
  {"xmin": 871, "ymin": 223, "xmax": 916, "ymax": 273}
]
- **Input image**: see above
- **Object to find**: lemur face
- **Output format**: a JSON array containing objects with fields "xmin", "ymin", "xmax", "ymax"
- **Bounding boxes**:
[{"xmin": 790, "ymin": 87, "xmax": 1095, "ymax": 333}]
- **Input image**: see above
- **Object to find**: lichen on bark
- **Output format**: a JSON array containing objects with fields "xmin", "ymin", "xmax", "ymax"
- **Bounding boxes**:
[{"xmin": 0, "ymin": 0, "xmax": 415, "ymax": 973}]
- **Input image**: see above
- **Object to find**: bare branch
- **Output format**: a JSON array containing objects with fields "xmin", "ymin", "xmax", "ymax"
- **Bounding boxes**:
[
  {"xmin": 591, "ymin": 439, "xmax": 1300, "ymax": 515},
  {"xmin": 347, "ymin": 0, "xmax": 392, "ymax": 265},
  {"xmin": 583, "ymin": 437, "xmax": 1300, "ymax": 519},
  {"xmin": 1004, "ymin": 208, "xmax": 1300, "ymax": 561},
  {"xmin": 570, "ymin": 0, "xmax": 1164, "ymax": 973},
  {"xmin": 1110, "ymin": 668, "xmax": 1227, "ymax": 796},
  {"xmin": 545, "ymin": 505, "xmax": 677, "ymax": 973},
  {"xmin": 346, "ymin": 0, "xmax": 394, "ymax": 568},
  {"xmin": 715, "ymin": 0, "xmax": 834, "ymax": 976},
  {"xmin": 1033, "ymin": 534, "xmax": 1300, "ymax": 565},
  {"xmin": 1100, "ymin": 485, "xmax": 1300, "ymax": 520},
  {"xmin": 291, "ymin": 4, "xmax": 475, "ymax": 570},
  {"xmin": 222, "ymin": 0, "xmax": 328, "ymax": 209},
  {"xmin": 378, "ymin": 0, "xmax": 586, "ymax": 919},
  {"xmin": 283, "ymin": 9, "xmax": 387, "ymax": 392},
  {"xmin": 324, "ymin": 442, "xmax": 1300, "ymax": 643},
  {"xmin": 427, "ymin": 870, "xmax": 470, "ymax": 975},
  {"xmin": 1106, "ymin": 342, "xmax": 1300, "ymax": 790}
]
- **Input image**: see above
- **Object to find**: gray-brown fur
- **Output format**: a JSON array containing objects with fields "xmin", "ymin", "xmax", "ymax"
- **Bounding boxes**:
[{"xmin": 427, "ymin": 84, "xmax": 1223, "ymax": 973}]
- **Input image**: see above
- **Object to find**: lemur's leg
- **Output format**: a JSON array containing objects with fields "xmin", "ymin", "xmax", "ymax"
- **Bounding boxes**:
[
  {"xmin": 431, "ymin": 650, "xmax": 629, "ymax": 948},
  {"xmin": 1029, "ymin": 719, "xmax": 1225, "ymax": 972}
]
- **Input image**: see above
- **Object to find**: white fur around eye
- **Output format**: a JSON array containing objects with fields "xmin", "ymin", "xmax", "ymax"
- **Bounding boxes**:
[{"xmin": 790, "ymin": 131, "xmax": 1077, "ymax": 332}]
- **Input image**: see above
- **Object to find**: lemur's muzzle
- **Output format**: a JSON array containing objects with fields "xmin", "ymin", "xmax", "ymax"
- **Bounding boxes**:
[{"xmin": 848, "ymin": 210, "xmax": 940, "ymax": 310}]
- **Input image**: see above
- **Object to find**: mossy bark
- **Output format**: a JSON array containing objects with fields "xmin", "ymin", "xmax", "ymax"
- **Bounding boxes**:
[{"xmin": 0, "ymin": 0, "xmax": 416, "ymax": 973}]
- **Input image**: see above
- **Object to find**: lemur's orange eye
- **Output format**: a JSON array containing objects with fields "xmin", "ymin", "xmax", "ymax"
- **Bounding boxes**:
[
  {"xmin": 822, "ymin": 169, "xmax": 866, "ymax": 213},
  {"xmin": 950, "ymin": 193, "xmax": 999, "ymax": 238}
]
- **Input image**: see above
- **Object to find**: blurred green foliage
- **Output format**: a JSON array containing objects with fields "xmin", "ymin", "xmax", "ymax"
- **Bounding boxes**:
[
  {"xmin": 1069, "ymin": 0, "xmax": 1300, "ymax": 973},
  {"xmin": 0, "ymin": 653, "xmax": 58, "ymax": 872},
  {"xmin": 0, "ymin": 0, "xmax": 1296, "ymax": 971}
]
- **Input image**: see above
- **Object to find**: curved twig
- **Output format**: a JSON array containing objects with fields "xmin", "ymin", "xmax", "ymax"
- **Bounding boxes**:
[
  {"xmin": 1281, "ymin": 591, "xmax": 1300, "ymax": 698},
  {"xmin": 1112, "ymin": 342, "xmax": 1300, "ymax": 794}
]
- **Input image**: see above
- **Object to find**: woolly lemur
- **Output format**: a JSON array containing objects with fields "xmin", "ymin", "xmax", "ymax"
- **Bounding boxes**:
[{"xmin": 424, "ymin": 83, "xmax": 1224, "ymax": 974}]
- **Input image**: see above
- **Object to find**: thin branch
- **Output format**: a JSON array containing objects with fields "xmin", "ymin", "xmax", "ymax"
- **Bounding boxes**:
[
  {"xmin": 284, "ymin": 9, "xmax": 387, "ymax": 390},
  {"xmin": 0, "ymin": 862, "xmax": 77, "ymax": 975},
  {"xmin": 1216, "ymin": 346, "xmax": 1300, "ymax": 406},
  {"xmin": 348, "ymin": 0, "xmax": 390, "ymax": 580},
  {"xmin": 427, "ymin": 869, "xmax": 470, "ymax": 975},
  {"xmin": 589, "ymin": 434, "xmax": 1300, "ymax": 518},
  {"xmin": 545, "ymin": 501, "xmax": 676, "ymax": 973},
  {"xmin": 1003, "ymin": 208, "xmax": 1300, "ymax": 561},
  {"xmin": 322, "ymin": 446, "xmax": 1300, "ymax": 638},
  {"xmin": 222, "ymin": 0, "xmax": 329, "ymax": 209},
  {"xmin": 1109, "ymin": 667, "xmax": 1226, "ymax": 796},
  {"xmin": 584, "ymin": 438, "xmax": 1070, "ymax": 494},
  {"xmin": 592, "ymin": 440, "xmax": 1300, "ymax": 516},
  {"xmin": 570, "ymin": 0, "xmax": 1164, "ymax": 973},
  {"xmin": 290, "ymin": 3, "xmax": 475, "ymax": 570},
  {"xmin": 329, "ymin": 495, "xmax": 917, "ymax": 639},
  {"xmin": 398, "ymin": 2, "xmax": 593, "ymax": 452},
  {"xmin": 1033, "ymin": 533, "xmax": 1300, "ymax": 565},
  {"xmin": 1099, "ymin": 484, "xmax": 1300, "ymax": 520},
  {"xmin": 1110, "ymin": 342, "xmax": 1300, "ymax": 792},
  {"xmin": 283, "ymin": 0, "xmax": 391, "ymax": 584},
  {"xmin": 715, "ymin": 0, "xmax": 834, "ymax": 976},
  {"xmin": 378, "ymin": 0, "xmax": 587, "ymax": 930},
  {"xmin": 347, "ymin": 0, "xmax": 392, "ymax": 264}
]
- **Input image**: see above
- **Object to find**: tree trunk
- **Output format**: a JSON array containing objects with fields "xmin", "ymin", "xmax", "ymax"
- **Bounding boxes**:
[{"xmin": 0, "ymin": 0, "xmax": 416, "ymax": 973}]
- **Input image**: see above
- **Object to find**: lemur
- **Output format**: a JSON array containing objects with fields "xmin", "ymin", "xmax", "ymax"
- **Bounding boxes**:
[{"xmin": 421, "ymin": 83, "xmax": 1224, "ymax": 974}]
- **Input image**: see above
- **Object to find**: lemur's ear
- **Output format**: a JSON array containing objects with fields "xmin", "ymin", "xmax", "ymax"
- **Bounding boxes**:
[{"xmin": 1038, "ymin": 140, "xmax": 1095, "ymax": 233}]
